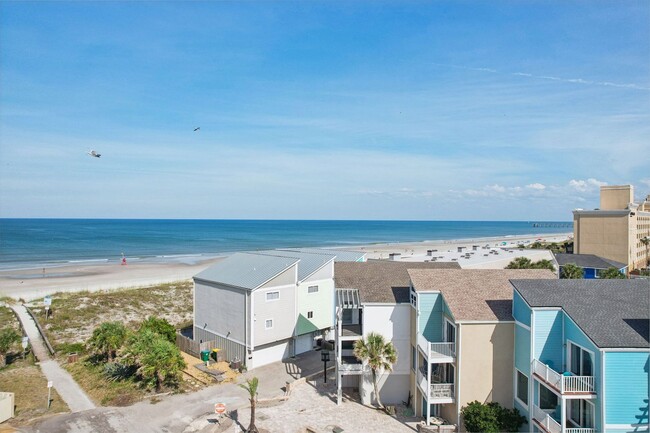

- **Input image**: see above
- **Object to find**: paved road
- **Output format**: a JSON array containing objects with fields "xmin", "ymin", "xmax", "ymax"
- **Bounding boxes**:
[
  {"xmin": 25, "ymin": 351, "xmax": 324, "ymax": 433},
  {"xmin": 11, "ymin": 305, "xmax": 96, "ymax": 413}
]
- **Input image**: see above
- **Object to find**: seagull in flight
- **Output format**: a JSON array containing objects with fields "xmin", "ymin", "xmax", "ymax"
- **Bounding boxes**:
[
  {"xmin": 193, "ymin": 127, "xmax": 200, "ymax": 132},
  {"xmin": 87, "ymin": 150, "xmax": 101, "ymax": 158}
]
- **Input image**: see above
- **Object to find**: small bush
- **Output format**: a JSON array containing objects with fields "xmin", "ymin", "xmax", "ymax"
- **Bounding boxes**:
[
  {"xmin": 103, "ymin": 362, "xmax": 137, "ymax": 382},
  {"xmin": 461, "ymin": 401, "xmax": 526, "ymax": 433},
  {"xmin": 139, "ymin": 316, "xmax": 176, "ymax": 344}
]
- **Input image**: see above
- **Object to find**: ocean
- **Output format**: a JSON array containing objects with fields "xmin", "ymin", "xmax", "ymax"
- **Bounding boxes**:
[{"xmin": 0, "ymin": 219, "xmax": 572, "ymax": 270}]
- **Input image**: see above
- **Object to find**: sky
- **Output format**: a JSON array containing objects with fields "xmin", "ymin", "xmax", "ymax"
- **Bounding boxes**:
[{"xmin": 1, "ymin": 1, "xmax": 649, "ymax": 220}]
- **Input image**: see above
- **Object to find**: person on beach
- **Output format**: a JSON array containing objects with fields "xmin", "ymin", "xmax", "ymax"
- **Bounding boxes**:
[{"xmin": 121, "ymin": 252, "xmax": 127, "ymax": 266}]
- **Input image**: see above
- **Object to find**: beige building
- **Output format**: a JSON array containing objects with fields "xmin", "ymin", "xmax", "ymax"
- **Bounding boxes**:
[
  {"xmin": 407, "ymin": 269, "xmax": 556, "ymax": 431},
  {"xmin": 573, "ymin": 185, "xmax": 650, "ymax": 271}
]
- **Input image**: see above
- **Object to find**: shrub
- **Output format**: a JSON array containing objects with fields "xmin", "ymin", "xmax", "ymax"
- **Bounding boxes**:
[
  {"xmin": 103, "ymin": 362, "xmax": 137, "ymax": 382},
  {"xmin": 599, "ymin": 267, "xmax": 626, "ymax": 279},
  {"xmin": 139, "ymin": 316, "xmax": 176, "ymax": 344},
  {"xmin": 561, "ymin": 263, "xmax": 584, "ymax": 279},
  {"xmin": 88, "ymin": 322, "xmax": 128, "ymax": 362},
  {"xmin": 461, "ymin": 401, "xmax": 526, "ymax": 433},
  {"xmin": 0, "ymin": 328, "xmax": 21, "ymax": 368}
]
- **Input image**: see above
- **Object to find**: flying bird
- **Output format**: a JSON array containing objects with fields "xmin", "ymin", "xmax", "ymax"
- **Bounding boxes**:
[
  {"xmin": 193, "ymin": 127, "xmax": 200, "ymax": 132},
  {"xmin": 87, "ymin": 150, "xmax": 101, "ymax": 158}
]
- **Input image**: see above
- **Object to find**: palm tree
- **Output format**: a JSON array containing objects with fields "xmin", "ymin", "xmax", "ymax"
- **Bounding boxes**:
[
  {"xmin": 353, "ymin": 332, "xmax": 398, "ymax": 411},
  {"xmin": 599, "ymin": 267, "xmax": 626, "ymax": 279},
  {"xmin": 561, "ymin": 263, "xmax": 584, "ymax": 279},
  {"xmin": 506, "ymin": 257, "xmax": 533, "ymax": 269},
  {"xmin": 88, "ymin": 321, "xmax": 127, "ymax": 362},
  {"xmin": 531, "ymin": 259, "xmax": 555, "ymax": 271},
  {"xmin": 239, "ymin": 377, "xmax": 260, "ymax": 433}
]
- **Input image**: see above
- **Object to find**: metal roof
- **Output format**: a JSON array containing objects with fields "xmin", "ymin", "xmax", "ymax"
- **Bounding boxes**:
[
  {"xmin": 253, "ymin": 250, "xmax": 335, "ymax": 282},
  {"xmin": 512, "ymin": 279, "xmax": 649, "ymax": 349},
  {"xmin": 281, "ymin": 247, "xmax": 366, "ymax": 262},
  {"xmin": 194, "ymin": 252, "xmax": 298, "ymax": 290},
  {"xmin": 553, "ymin": 253, "xmax": 627, "ymax": 270}
]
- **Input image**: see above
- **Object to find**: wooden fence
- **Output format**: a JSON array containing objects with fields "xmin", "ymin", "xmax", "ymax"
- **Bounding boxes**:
[{"xmin": 176, "ymin": 333, "xmax": 219, "ymax": 359}]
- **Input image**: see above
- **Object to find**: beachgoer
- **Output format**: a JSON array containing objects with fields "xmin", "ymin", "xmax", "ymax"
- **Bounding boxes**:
[{"xmin": 122, "ymin": 257, "xmax": 127, "ymax": 266}]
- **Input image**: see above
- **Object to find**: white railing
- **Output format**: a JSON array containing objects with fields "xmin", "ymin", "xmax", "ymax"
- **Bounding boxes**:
[
  {"xmin": 417, "ymin": 334, "xmax": 455, "ymax": 360},
  {"xmin": 566, "ymin": 429, "xmax": 596, "ymax": 433},
  {"xmin": 532, "ymin": 405, "xmax": 561, "ymax": 433},
  {"xmin": 338, "ymin": 362, "xmax": 363, "ymax": 373},
  {"xmin": 430, "ymin": 383, "xmax": 454, "ymax": 399},
  {"xmin": 430, "ymin": 342, "xmax": 455, "ymax": 358},
  {"xmin": 532, "ymin": 359, "xmax": 595, "ymax": 393}
]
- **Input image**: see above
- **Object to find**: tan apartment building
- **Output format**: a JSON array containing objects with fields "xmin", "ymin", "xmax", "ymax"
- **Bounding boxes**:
[
  {"xmin": 573, "ymin": 185, "xmax": 650, "ymax": 271},
  {"xmin": 407, "ymin": 269, "xmax": 556, "ymax": 431}
]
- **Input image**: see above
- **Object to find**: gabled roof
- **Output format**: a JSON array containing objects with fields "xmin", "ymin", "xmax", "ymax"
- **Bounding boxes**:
[
  {"xmin": 253, "ymin": 250, "xmax": 335, "ymax": 282},
  {"xmin": 408, "ymin": 269, "xmax": 556, "ymax": 322},
  {"xmin": 554, "ymin": 253, "xmax": 627, "ymax": 270},
  {"xmin": 194, "ymin": 252, "xmax": 298, "ymax": 290},
  {"xmin": 334, "ymin": 261, "xmax": 461, "ymax": 304},
  {"xmin": 282, "ymin": 247, "xmax": 366, "ymax": 262},
  {"xmin": 511, "ymin": 279, "xmax": 649, "ymax": 349}
]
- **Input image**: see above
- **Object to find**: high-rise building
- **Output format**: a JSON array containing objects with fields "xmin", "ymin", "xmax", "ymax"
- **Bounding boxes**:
[{"xmin": 573, "ymin": 185, "xmax": 650, "ymax": 271}]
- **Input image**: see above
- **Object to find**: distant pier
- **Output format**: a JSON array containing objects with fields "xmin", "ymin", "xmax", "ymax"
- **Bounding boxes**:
[{"xmin": 530, "ymin": 222, "xmax": 573, "ymax": 228}]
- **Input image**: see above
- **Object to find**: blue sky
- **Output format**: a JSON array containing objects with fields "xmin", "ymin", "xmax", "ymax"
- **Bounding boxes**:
[{"xmin": 1, "ymin": 1, "xmax": 648, "ymax": 220}]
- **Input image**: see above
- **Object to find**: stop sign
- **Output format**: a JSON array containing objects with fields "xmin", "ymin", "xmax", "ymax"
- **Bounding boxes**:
[{"xmin": 214, "ymin": 403, "xmax": 226, "ymax": 414}]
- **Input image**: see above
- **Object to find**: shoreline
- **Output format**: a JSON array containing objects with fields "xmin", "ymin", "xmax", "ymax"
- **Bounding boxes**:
[{"xmin": 0, "ymin": 231, "xmax": 571, "ymax": 300}]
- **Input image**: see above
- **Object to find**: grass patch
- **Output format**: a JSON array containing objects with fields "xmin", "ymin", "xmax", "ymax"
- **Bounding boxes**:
[
  {"xmin": 25, "ymin": 280, "xmax": 194, "ymax": 348},
  {"xmin": 0, "ymin": 365, "xmax": 69, "ymax": 425}
]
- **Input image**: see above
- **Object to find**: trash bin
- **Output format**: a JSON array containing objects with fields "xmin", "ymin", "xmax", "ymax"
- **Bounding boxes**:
[
  {"xmin": 200, "ymin": 350, "xmax": 210, "ymax": 362},
  {"xmin": 211, "ymin": 348, "xmax": 222, "ymax": 362}
]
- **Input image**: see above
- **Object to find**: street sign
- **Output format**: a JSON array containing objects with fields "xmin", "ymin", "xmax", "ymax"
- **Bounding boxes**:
[
  {"xmin": 43, "ymin": 296, "xmax": 52, "ymax": 307},
  {"xmin": 47, "ymin": 381, "xmax": 53, "ymax": 388},
  {"xmin": 214, "ymin": 403, "xmax": 226, "ymax": 414}
]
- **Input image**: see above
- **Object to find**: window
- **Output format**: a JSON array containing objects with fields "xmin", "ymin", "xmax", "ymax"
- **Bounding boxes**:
[
  {"xmin": 569, "ymin": 399, "xmax": 594, "ymax": 429},
  {"xmin": 569, "ymin": 342, "xmax": 593, "ymax": 376},
  {"xmin": 342, "ymin": 309, "xmax": 353, "ymax": 324},
  {"xmin": 410, "ymin": 288, "xmax": 417, "ymax": 307},
  {"xmin": 444, "ymin": 319, "xmax": 456, "ymax": 343},
  {"xmin": 266, "ymin": 291, "xmax": 280, "ymax": 301},
  {"xmin": 516, "ymin": 370, "xmax": 528, "ymax": 406},
  {"xmin": 307, "ymin": 311, "xmax": 313, "ymax": 319},
  {"xmin": 265, "ymin": 319, "xmax": 273, "ymax": 329},
  {"xmin": 539, "ymin": 383, "xmax": 558, "ymax": 410},
  {"xmin": 411, "ymin": 345, "xmax": 416, "ymax": 371},
  {"xmin": 308, "ymin": 285, "xmax": 319, "ymax": 293}
]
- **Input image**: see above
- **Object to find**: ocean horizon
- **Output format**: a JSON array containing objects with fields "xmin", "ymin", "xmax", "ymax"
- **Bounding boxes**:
[{"xmin": 0, "ymin": 218, "xmax": 572, "ymax": 271}]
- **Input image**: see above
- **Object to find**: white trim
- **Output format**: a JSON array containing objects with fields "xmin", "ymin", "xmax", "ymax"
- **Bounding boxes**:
[
  {"xmin": 605, "ymin": 424, "xmax": 650, "ymax": 429},
  {"xmin": 568, "ymin": 397, "xmax": 596, "ymax": 429},
  {"xmin": 514, "ymin": 320, "xmax": 531, "ymax": 331},
  {"xmin": 530, "ymin": 309, "xmax": 535, "ymax": 433},
  {"xmin": 532, "ymin": 307, "xmax": 563, "ymax": 311},
  {"xmin": 600, "ymin": 347, "xmax": 650, "ymax": 352},
  {"xmin": 265, "ymin": 318, "xmax": 274, "ymax": 330},
  {"xmin": 515, "ymin": 368, "xmax": 529, "ymax": 410},
  {"xmin": 444, "ymin": 317, "xmax": 456, "ymax": 343},
  {"xmin": 601, "ymin": 350, "xmax": 606, "ymax": 429},
  {"xmin": 265, "ymin": 290, "xmax": 280, "ymax": 301},
  {"xmin": 456, "ymin": 322, "xmax": 462, "ymax": 429},
  {"xmin": 566, "ymin": 339, "xmax": 596, "ymax": 376},
  {"xmin": 250, "ymin": 292, "xmax": 255, "ymax": 350}
]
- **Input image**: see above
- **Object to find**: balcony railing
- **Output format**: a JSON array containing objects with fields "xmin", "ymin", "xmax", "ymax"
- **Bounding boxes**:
[
  {"xmin": 532, "ymin": 359, "xmax": 595, "ymax": 394},
  {"xmin": 431, "ymin": 383, "xmax": 454, "ymax": 399},
  {"xmin": 532, "ymin": 405, "xmax": 561, "ymax": 433},
  {"xmin": 417, "ymin": 334, "xmax": 456, "ymax": 361},
  {"xmin": 338, "ymin": 362, "xmax": 363, "ymax": 373},
  {"xmin": 565, "ymin": 429, "xmax": 596, "ymax": 433}
]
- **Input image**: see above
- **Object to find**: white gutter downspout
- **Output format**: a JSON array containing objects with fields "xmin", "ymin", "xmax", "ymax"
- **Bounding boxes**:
[{"xmin": 530, "ymin": 309, "xmax": 535, "ymax": 433}]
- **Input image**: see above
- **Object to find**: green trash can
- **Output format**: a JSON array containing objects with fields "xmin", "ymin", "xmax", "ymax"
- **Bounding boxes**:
[{"xmin": 200, "ymin": 350, "xmax": 210, "ymax": 362}]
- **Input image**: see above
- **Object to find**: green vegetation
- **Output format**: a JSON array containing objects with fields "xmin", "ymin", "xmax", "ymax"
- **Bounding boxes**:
[
  {"xmin": 120, "ymin": 328, "xmax": 186, "ymax": 391},
  {"xmin": 239, "ymin": 377, "xmax": 260, "ymax": 433},
  {"xmin": 88, "ymin": 321, "xmax": 128, "ymax": 362},
  {"xmin": 599, "ymin": 267, "xmax": 626, "ymax": 279},
  {"xmin": 139, "ymin": 316, "xmax": 177, "ymax": 343},
  {"xmin": 353, "ymin": 332, "xmax": 398, "ymax": 411},
  {"xmin": 560, "ymin": 263, "xmax": 584, "ymax": 279},
  {"xmin": 506, "ymin": 257, "xmax": 555, "ymax": 271},
  {"xmin": 461, "ymin": 401, "xmax": 527, "ymax": 433},
  {"xmin": 0, "ymin": 328, "xmax": 21, "ymax": 368},
  {"xmin": 526, "ymin": 240, "xmax": 572, "ymax": 254}
]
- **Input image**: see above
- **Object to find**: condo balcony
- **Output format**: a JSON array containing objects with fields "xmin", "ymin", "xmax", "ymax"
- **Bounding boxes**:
[
  {"xmin": 341, "ymin": 323, "xmax": 362, "ymax": 338},
  {"xmin": 532, "ymin": 359, "xmax": 595, "ymax": 394},
  {"xmin": 532, "ymin": 404, "xmax": 596, "ymax": 433},
  {"xmin": 338, "ymin": 355, "xmax": 364, "ymax": 375},
  {"xmin": 417, "ymin": 333, "xmax": 456, "ymax": 363},
  {"xmin": 417, "ymin": 368, "xmax": 455, "ymax": 404}
]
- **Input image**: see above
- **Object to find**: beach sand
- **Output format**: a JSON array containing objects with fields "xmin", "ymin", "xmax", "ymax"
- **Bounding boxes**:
[{"xmin": 0, "ymin": 232, "xmax": 571, "ymax": 300}]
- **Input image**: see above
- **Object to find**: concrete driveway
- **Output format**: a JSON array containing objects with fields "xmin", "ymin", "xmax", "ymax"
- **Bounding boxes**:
[{"xmin": 21, "ymin": 351, "xmax": 328, "ymax": 433}]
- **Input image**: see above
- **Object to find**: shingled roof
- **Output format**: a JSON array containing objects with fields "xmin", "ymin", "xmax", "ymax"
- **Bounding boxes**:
[
  {"xmin": 554, "ymin": 253, "xmax": 627, "ymax": 270},
  {"xmin": 334, "ymin": 261, "xmax": 460, "ymax": 304},
  {"xmin": 408, "ymin": 269, "xmax": 557, "ymax": 321},
  {"xmin": 511, "ymin": 279, "xmax": 649, "ymax": 348}
]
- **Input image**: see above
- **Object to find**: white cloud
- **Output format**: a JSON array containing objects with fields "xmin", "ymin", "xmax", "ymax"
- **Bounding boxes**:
[
  {"xmin": 569, "ymin": 178, "xmax": 607, "ymax": 192},
  {"xmin": 526, "ymin": 183, "xmax": 546, "ymax": 190}
]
